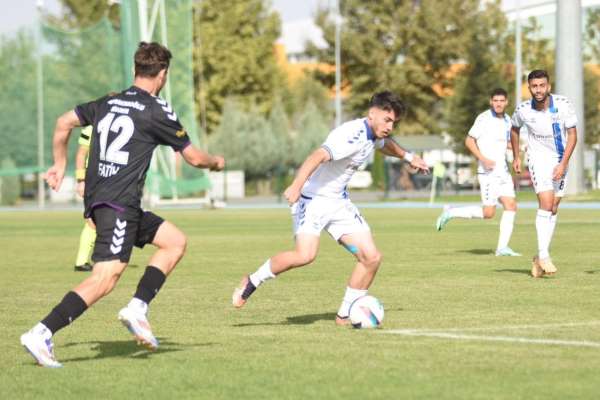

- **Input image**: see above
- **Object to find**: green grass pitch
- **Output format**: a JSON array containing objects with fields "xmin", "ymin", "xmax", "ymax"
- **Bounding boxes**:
[{"xmin": 1, "ymin": 207, "xmax": 600, "ymax": 399}]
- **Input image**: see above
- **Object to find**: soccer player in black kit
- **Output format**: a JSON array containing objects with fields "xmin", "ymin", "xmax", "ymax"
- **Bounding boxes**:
[{"xmin": 20, "ymin": 42, "xmax": 225, "ymax": 367}]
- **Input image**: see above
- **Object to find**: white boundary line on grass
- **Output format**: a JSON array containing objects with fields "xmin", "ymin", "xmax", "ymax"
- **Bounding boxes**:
[
  {"xmin": 404, "ymin": 320, "xmax": 600, "ymax": 332},
  {"xmin": 382, "ymin": 321, "xmax": 600, "ymax": 348},
  {"xmin": 382, "ymin": 330, "xmax": 600, "ymax": 348}
]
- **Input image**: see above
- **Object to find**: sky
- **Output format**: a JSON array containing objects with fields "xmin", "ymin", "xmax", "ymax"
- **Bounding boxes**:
[
  {"xmin": 0, "ymin": 0, "xmax": 325, "ymax": 35},
  {"xmin": 0, "ymin": 0, "xmax": 581, "ymax": 52}
]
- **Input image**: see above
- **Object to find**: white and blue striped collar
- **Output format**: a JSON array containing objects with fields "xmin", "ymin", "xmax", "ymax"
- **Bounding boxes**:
[{"xmin": 363, "ymin": 119, "xmax": 376, "ymax": 142}]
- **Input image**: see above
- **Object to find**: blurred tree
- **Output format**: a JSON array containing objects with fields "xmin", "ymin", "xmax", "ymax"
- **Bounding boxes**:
[
  {"xmin": 520, "ymin": 17, "xmax": 554, "ymax": 74},
  {"xmin": 291, "ymin": 101, "xmax": 330, "ymax": 167},
  {"xmin": 194, "ymin": 0, "xmax": 283, "ymax": 132},
  {"xmin": 268, "ymin": 101, "xmax": 293, "ymax": 167},
  {"xmin": 0, "ymin": 32, "xmax": 38, "ymax": 167},
  {"xmin": 280, "ymin": 74, "xmax": 332, "ymax": 123},
  {"xmin": 209, "ymin": 100, "xmax": 285, "ymax": 179},
  {"xmin": 310, "ymin": 0, "xmax": 480, "ymax": 135},
  {"xmin": 585, "ymin": 8, "xmax": 600, "ymax": 62},
  {"xmin": 0, "ymin": 158, "xmax": 21, "ymax": 205},
  {"xmin": 584, "ymin": 9, "xmax": 600, "ymax": 144},
  {"xmin": 52, "ymin": 0, "xmax": 119, "ymax": 28},
  {"xmin": 446, "ymin": 1, "xmax": 511, "ymax": 152},
  {"xmin": 583, "ymin": 67, "xmax": 600, "ymax": 145}
]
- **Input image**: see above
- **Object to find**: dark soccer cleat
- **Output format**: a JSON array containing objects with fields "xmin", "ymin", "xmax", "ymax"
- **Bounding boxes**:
[
  {"xmin": 74, "ymin": 263, "xmax": 93, "ymax": 272},
  {"xmin": 335, "ymin": 314, "xmax": 351, "ymax": 326}
]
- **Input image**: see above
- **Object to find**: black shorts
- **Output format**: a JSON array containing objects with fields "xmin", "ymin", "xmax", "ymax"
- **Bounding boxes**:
[{"xmin": 90, "ymin": 205, "xmax": 164, "ymax": 263}]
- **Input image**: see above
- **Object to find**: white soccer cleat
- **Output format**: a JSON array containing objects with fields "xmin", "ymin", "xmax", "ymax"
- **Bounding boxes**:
[
  {"xmin": 495, "ymin": 247, "xmax": 522, "ymax": 257},
  {"xmin": 118, "ymin": 307, "xmax": 159, "ymax": 351},
  {"xmin": 20, "ymin": 330, "xmax": 62, "ymax": 368},
  {"xmin": 436, "ymin": 205, "xmax": 451, "ymax": 231}
]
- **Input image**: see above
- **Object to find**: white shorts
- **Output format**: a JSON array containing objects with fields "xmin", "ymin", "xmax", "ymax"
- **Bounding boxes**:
[
  {"xmin": 291, "ymin": 195, "xmax": 370, "ymax": 240},
  {"xmin": 478, "ymin": 171, "xmax": 515, "ymax": 206},
  {"xmin": 528, "ymin": 157, "xmax": 567, "ymax": 196}
]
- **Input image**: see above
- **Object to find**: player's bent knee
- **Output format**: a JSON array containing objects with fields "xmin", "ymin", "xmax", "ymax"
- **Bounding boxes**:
[
  {"xmin": 295, "ymin": 251, "xmax": 317, "ymax": 267},
  {"xmin": 361, "ymin": 250, "xmax": 382, "ymax": 269},
  {"xmin": 482, "ymin": 208, "xmax": 496, "ymax": 219},
  {"xmin": 90, "ymin": 266, "xmax": 123, "ymax": 296},
  {"xmin": 171, "ymin": 233, "xmax": 187, "ymax": 259}
]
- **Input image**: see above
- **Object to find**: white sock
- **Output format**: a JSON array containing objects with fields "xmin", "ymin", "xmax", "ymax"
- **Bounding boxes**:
[
  {"xmin": 33, "ymin": 322, "xmax": 52, "ymax": 339},
  {"xmin": 536, "ymin": 209, "xmax": 553, "ymax": 259},
  {"xmin": 496, "ymin": 210, "xmax": 516, "ymax": 250},
  {"xmin": 128, "ymin": 298, "xmax": 148, "ymax": 315},
  {"xmin": 448, "ymin": 206, "xmax": 484, "ymax": 219},
  {"xmin": 249, "ymin": 259, "xmax": 276, "ymax": 287},
  {"xmin": 337, "ymin": 287, "xmax": 368, "ymax": 318},
  {"xmin": 548, "ymin": 213, "xmax": 558, "ymax": 245}
]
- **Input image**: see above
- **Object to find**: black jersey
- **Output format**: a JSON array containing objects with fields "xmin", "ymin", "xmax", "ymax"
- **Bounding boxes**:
[{"xmin": 75, "ymin": 86, "xmax": 191, "ymax": 216}]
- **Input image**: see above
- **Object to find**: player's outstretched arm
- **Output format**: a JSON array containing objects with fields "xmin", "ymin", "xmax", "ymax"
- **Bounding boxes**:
[
  {"xmin": 45, "ymin": 110, "xmax": 81, "ymax": 191},
  {"xmin": 181, "ymin": 145, "xmax": 224, "ymax": 171},
  {"xmin": 380, "ymin": 138, "xmax": 429, "ymax": 174},
  {"xmin": 283, "ymin": 147, "xmax": 330, "ymax": 204}
]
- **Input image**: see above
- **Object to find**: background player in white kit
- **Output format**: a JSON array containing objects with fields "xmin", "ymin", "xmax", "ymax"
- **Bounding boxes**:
[
  {"xmin": 511, "ymin": 69, "xmax": 577, "ymax": 277},
  {"xmin": 232, "ymin": 91, "xmax": 429, "ymax": 325},
  {"xmin": 436, "ymin": 88, "xmax": 520, "ymax": 257}
]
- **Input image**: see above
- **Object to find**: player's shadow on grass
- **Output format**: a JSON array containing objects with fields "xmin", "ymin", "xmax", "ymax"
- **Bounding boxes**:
[
  {"xmin": 234, "ymin": 308, "xmax": 403, "ymax": 327},
  {"xmin": 458, "ymin": 249, "xmax": 494, "ymax": 255},
  {"xmin": 233, "ymin": 312, "xmax": 337, "ymax": 327},
  {"xmin": 60, "ymin": 339, "xmax": 215, "ymax": 363},
  {"xmin": 494, "ymin": 268, "xmax": 532, "ymax": 275},
  {"xmin": 584, "ymin": 270, "xmax": 600, "ymax": 274}
]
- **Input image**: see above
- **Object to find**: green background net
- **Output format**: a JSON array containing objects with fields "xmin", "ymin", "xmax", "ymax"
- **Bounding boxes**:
[{"xmin": 0, "ymin": 0, "xmax": 209, "ymax": 201}]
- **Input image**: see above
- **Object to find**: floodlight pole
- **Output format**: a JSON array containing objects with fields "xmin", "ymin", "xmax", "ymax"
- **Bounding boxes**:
[
  {"xmin": 556, "ymin": 0, "xmax": 585, "ymax": 194},
  {"xmin": 514, "ymin": 0, "xmax": 522, "ymax": 105},
  {"xmin": 36, "ymin": 0, "xmax": 45, "ymax": 209},
  {"xmin": 334, "ymin": 2, "xmax": 342, "ymax": 127}
]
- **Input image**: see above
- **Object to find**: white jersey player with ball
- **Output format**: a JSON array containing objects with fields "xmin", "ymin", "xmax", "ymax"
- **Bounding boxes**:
[
  {"xmin": 232, "ymin": 91, "xmax": 429, "ymax": 325},
  {"xmin": 436, "ymin": 88, "xmax": 520, "ymax": 257},
  {"xmin": 510, "ymin": 69, "xmax": 578, "ymax": 277}
]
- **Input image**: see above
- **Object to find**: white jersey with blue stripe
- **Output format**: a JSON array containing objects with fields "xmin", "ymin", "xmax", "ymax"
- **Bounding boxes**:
[
  {"xmin": 511, "ymin": 94, "xmax": 577, "ymax": 162},
  {"xmin": 302, "ymin": 118, "xmax": 384, "ymax": 199},
  {"xmin": 468, "ymin": 109, "xmax": 511, "ymax": 174}
]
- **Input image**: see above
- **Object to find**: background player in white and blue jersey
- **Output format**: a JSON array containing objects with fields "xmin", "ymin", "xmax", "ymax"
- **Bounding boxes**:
[
  {"xmin": 232, "ymin": 91, "xmax": 429, "ymax": 325},
  {"xmin": 436, "ymin": 88, "xmax": 520, "ymax": 257},
  {"xmin": 511, "ymin": 69, "xmax": 578, "ymax": 277}
]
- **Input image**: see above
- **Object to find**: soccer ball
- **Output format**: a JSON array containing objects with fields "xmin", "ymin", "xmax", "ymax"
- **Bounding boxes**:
[{"xmin": 349, "ymin": 295, "xmax": 384, "ymax": 329}]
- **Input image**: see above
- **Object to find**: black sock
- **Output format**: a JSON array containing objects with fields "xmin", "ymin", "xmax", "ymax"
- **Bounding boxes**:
[
  {"xmin": 242, "ymin": 280, "xmax": 256, "ymax": 300},
  {"xmin": 133, "ymin": 266, "xmax": 166, "ymax": 304},
  {"xmin": 41, "ymin": 291, "xmax": 88, "ymax": 334}
]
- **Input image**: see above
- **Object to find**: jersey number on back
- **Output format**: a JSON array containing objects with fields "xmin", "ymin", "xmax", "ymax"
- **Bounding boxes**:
[{"xmin": 97, "ymin": 113, "xmax": 134, "ymax": 165}]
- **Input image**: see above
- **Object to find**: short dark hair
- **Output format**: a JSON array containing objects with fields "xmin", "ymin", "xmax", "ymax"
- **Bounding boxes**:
[
  {"xmin": 527, "ymin": 69, "xmax": 550, "ymax": 82},
  {"xmin": 490, "ymin": 88, "xmax": 508, "ymax": 99},
  {"xmin": 134, "ymin": 42, "xmax": 172, "ymax": 78},
  {"xmin": 369, "ymin": 91, "xmax": 406, "ymax": 121}
]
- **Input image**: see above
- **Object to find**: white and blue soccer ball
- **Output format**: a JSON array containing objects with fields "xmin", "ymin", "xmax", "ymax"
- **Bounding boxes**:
[{"xmin": 349, "ymin": 295, "xmax": 384, "ymax": 329}]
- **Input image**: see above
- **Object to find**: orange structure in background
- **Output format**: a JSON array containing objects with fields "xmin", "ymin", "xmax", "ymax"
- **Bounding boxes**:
[{"xmin": 274, "ymin": 43, "xmax": 350, "ymax": 99}]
